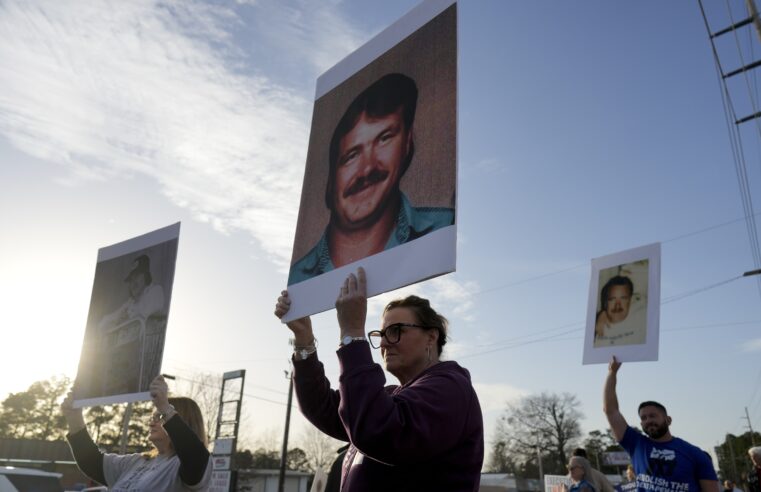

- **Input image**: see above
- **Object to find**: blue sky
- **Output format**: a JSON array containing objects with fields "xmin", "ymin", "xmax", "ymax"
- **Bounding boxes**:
[{"xmin": 1, "ymin": 0, "xmax": 761, "ymax": 466}]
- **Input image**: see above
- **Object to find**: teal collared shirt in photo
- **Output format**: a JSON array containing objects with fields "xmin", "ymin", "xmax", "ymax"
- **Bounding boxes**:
[{"xmin": 288, "ymin": 193, "xmax": 454, "ymax": 285}]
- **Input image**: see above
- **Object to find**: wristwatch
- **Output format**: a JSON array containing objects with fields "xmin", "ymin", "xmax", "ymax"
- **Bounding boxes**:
[
  {"xmin": 341, "ymin": 335, "xmax": 366, "ymax": 347},
  {"xmin": 159, "ymin": 404, "xmax": 176, "ymax": 422}
]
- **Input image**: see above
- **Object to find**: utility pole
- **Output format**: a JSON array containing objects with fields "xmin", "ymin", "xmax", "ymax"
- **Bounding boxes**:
[
  {"xmin": 536, "ymin": 444, "xmax": 544, "ymax": 485},
  {"xmin": 745, "ymin": 407, "xmax": 757, "ymax": 446},
  {"xmin": 118, "ymin": 402, "xmax": 133, "ymax": 454},
  {"xmin": 278, "ymin": 369, "xmax": 294, "ymax": 492}
]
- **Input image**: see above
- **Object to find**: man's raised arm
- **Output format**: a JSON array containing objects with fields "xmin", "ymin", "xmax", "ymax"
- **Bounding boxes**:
[{"xmin": 603, "ymin": 356, "xmax": 628, "ymax": 442}]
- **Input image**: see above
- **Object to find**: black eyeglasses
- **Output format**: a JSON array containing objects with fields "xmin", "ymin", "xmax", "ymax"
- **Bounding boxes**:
[{"xmin": 367, "ymin": 323, "xmax": 429, "ymax": 349}]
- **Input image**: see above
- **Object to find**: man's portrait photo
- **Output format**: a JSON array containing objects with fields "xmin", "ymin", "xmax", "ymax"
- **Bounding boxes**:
[
  {"xmin": 593, "ymin": 260, "xmax": 649, "ymax": 348},
  {"xmin": 284, "ymin": 2, "xmax": 457, "ymax": 320},
  {"xmin": 74, "ymin": 223, "xmax": 179, "ymax": 407},
  {"xmin": 288, "ymin": 72, "xmax": 454, "ymax": 285},
  {"xmin": 583, "ymin": 242, "xmax": 661, "ymax": 364}
]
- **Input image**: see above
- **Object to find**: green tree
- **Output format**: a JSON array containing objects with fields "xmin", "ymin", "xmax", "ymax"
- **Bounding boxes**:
[
  {"xmin": 236, "ymin": 447, "xmax": 313, "ymax": 471},
  {"xmin": 582, "ymin": 429, "xmax": 622, "ymax": 471},
  {"xmin": 286, "ymin": 447, "xmax": 310, "ymax": 472},
  {"xmin": 0, "ymin": 375, "xmax": 70, "ymax": 440},
  {"xmin": 486, "ymin": 440, "xmax": 518, "ymax": 473},
  {"xmin": 715, "ymin": 431, "xmax": 761, "ymax": 482}
]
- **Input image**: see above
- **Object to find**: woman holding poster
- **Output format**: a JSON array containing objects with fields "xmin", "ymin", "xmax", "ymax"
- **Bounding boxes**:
[
  {"xmin": 274, "ymin": 267, "xmax": 484, "ymax": 491},
  {"xmin": 61, "ymin": 375, "xmax": 211, "ymax": 491}
]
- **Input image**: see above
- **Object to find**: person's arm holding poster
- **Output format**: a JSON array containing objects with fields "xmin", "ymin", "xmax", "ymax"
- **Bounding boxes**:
[
  {"xmin": 274, "ymin": 292, "xmax": 349, "ymax": 442},
  {"xmin": 61, "ymin": 390, "xmax": 107, "ymax": 485},
  {"xmin": 603, "ymin": 356, "xmax": 628, "ymax": 442}
]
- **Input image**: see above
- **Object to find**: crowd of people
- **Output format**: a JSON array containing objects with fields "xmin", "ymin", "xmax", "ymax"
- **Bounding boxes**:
[{"xmin": 60, "ymin": 265, "xmax": 761, "ymax": 491}]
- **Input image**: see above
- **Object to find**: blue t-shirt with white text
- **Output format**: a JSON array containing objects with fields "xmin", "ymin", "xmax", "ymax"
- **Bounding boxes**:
[{"xmin": 620, "ymin": 426, "xmax": 717, "ymax": 492}]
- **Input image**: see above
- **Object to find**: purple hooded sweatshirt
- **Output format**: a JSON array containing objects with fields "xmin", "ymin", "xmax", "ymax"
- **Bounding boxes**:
[{"xmin": 293, "ymin": 340, "xmax": 484, "ymax": 492}]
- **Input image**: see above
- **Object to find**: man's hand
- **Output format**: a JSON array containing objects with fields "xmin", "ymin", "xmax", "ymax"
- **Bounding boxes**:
[
  {"xmin": 274, "ymin": 290, "xmax": 314, "ymax": 347},
  {"xmin": 60, "ymin": 390, "xmax": 86, "ymax": 434},
  {"xmin": 336, "ymin": 267, "xmax": 367, "ymax": 339},
  {"xmin": 609, "ymin": 356, "xmax": 622, "ymax": 374}
]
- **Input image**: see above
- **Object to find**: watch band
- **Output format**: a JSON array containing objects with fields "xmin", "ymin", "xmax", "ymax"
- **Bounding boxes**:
[
  {"xmin": 340, "ymin": 335, "xmax": 367, "ymax": 347},
  {"xmin": 160, "ymin": 404, "xmax": 176, "ymax": 422}
]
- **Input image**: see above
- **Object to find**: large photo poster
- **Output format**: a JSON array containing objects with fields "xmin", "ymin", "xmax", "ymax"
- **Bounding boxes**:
[
  {"xmin": 284, "ymin": 0, "xmax": 457, "ymax": 321},
  {"xmin": 582, "ymin": 243, "xmax": 661, "ymax": 365},
  {"xmin": 73, "ymin": 223, "xmax": 180, "ymax": 407}
]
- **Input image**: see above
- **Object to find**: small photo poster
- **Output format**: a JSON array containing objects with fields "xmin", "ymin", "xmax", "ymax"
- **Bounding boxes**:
[
  {"xmin": 73, "ymin": 223, "xmax": 180, "ymax": 407},
  {"xmin": 283, "ymin": 0, "xmax": 458, "ymax": 321},
  {"xmin": 582, "ymin": 243, "xmax": 661, "ymax": 364},
  {"xmin": 545, "ymin": 475, "xmax": 572, "ymax": 492}
]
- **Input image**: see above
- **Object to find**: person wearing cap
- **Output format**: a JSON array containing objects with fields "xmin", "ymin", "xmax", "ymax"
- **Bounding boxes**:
[{"xmin": 98, "ymin": 254, "xmax": 165, "ymax": 331}]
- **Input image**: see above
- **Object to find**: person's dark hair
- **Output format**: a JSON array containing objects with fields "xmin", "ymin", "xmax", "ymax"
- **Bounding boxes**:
[
  {"xmin": 600, "ymin": 275, "xmax": 633, "ymax": 311},
  {"xmin": 325, "ymin": 73, "xmax": 418, "ymax": 211},
  {"xmin": 638, "ymin": 400, "xmax": 668, "ymax": 415},
  {"xmin": 383, "ymin": 295, "xmax": 447, "ymax": 356},
  {"xmin": 572, "ymin": 448, "xmax": 588, "ymax": 458}
]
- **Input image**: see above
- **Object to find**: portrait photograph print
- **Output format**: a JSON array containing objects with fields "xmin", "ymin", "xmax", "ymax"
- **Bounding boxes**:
[
  {"xmin": 73, "ymin": 222, "xmax": 180, "ymax": 407},
  {"xmin": 284, "ymin": 0, "xmax": 457, "ymax": 321},
  {"xmin": 582, "ymin": 242, "xmax": 661, "ymax": 365}
]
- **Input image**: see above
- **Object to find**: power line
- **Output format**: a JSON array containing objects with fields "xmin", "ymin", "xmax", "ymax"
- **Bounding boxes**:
[
  {"xmin": 164, "ymin": 371, "xmax": 291, "ymax": 408},
  {"xmin": 457, "ymin": 274, "xmax": 750, "ymax": 360},
  {"xmin": 471, "ymin": 211, "xmax": 760, "ymax": 297},
  {"xmin": 699, "ymin": 0, "xmax": 761, "ymax": 300}
]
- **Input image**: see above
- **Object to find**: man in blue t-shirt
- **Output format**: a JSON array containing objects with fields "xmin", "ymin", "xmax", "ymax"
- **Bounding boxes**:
[{"xmin": 603, "ymin": 357, "xmax": 719, "ymax": 492}]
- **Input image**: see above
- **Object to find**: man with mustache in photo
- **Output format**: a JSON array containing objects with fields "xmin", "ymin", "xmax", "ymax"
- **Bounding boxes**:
[
  {"xmin": 288, "ymin": 73, "xmax": 455, "ymax": 285},
  {"xmin": 594, "ymin": 274, "xmax": 646, "ymax": 347},
  {"xmin": 603, "ymin": 357, "xmax": 719, "ymax": 492}
]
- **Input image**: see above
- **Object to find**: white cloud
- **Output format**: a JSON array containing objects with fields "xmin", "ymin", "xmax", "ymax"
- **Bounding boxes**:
[
  {"xmin": 365, "ymin": 273, "xmax": 480, "ymax": 327},
  {"xmin": 245, "ymin": 0, "xmax": 368, "ymax": 74},
  {"xmin": 742, "ymin": 337, "xmax": 761, "ymax": 352},
  {"xmin": 472, "ymin": 382, "xmax": 527, "ymax": 414},
  {"xmin": 0, "ymin": 0, "xmax": 322, "ymax": 268}
]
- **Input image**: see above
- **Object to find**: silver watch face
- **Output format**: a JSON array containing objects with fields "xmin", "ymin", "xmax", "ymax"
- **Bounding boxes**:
[{"xmin": 341, "ymin": 335, "xmax": 353, "ymax": 346}]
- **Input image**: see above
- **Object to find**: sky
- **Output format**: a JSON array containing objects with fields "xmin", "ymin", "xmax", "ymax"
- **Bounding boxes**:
[{"xmin": 2, "ymin": 0, "xmax": 761, "ymax": 470}]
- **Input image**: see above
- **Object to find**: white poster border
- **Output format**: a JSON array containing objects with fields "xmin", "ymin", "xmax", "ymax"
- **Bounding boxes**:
[
  {"xmin": 73, "ymin": 222, "xmax": 180, "ymax": 408},
  {"xmin": 284, "ymin": 226, "xmax": 456, "ymax": 322},
  {"xmin": 582, "ymin": 242, "xmax": 661, "ymax": 365}
]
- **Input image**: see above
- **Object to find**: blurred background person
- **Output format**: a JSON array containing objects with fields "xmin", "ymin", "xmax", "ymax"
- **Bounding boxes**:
[
  {"xmin": 565, "ymin": 456, "xmax": 603, "ymax": 492},
  {"xmin": 61, "ymin": 375, "xmax": 211, "ymax": 491},
  {"xmin": 747, "ymin": 447, "xmax": 761, "ymax": 492},
  {"xmin": 572, "ymin": 448, "xmax": 614, "ymax": 492}
]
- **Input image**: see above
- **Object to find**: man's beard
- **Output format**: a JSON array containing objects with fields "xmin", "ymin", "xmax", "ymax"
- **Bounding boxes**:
[{"xmin": 643, "ymin": 422, "xmax": 669, "ymax": 439}]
